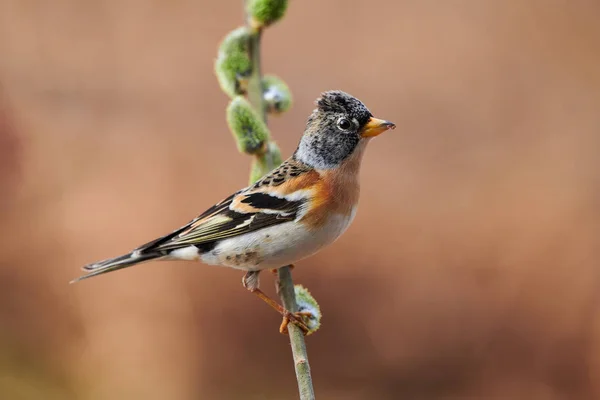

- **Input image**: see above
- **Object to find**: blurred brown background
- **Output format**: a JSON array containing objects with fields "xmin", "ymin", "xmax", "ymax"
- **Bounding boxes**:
[{"xmin": 1, "ymin": 1, "xmax": 600, "ymax": 399}]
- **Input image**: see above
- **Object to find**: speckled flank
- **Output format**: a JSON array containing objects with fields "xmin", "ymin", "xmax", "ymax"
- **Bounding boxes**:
[{"xmin": 228, "ymin": 250, "xmax": 262, "ymax": 267}]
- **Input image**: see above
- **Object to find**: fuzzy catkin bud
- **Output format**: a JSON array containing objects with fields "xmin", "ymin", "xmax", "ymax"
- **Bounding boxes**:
[
  {"xmin": 246, "ymin": 0, "xmax": 288, "ymax": 28},
  {"xmin": 227, "ymin": 96, "xmax": 270, "ymax": 155},
  {"xmin": 215, "ymin": 27, "xmax": 252, "ymax": 98},
  {"xmin": 263, "ymin": 74, "xmax": 292, "ymax": 115},
  {"xmin": 249, "ymin": 142, "xmax": 282, "ymax": 184},
  {"xmin": 294, "ymin": 285, "xmax": 322, "ymax": 335}
]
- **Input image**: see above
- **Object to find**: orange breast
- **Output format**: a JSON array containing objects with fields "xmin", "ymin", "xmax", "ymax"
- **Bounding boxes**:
[{"xmin": 302, "ymin": 152, "xmax": 362, "ymax": 228}]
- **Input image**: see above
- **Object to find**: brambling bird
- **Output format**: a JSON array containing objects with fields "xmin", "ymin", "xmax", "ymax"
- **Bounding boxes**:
[{"xmin": 72, "ymin": 90, "xmax": 395, "ymax": 333}]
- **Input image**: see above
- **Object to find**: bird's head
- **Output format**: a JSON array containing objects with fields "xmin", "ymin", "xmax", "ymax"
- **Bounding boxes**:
[{"xmin": 294, "ymin": 90, "xmax": 395, "ymax": 169}]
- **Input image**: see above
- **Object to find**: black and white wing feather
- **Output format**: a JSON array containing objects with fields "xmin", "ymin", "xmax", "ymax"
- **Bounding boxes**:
[{"xmin": 72, "ymin": 158, "xmax": 316, "ymax": 282}]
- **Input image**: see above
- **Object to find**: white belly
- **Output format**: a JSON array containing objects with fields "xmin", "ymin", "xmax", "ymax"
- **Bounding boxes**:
[{"xmin": 200, "ymin": 209, "xmax": 356, "ymax": 270}]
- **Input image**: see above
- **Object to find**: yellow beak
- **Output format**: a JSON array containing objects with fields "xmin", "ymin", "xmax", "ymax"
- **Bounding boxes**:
[{"xmin": 360, "ymin": 117, "xmax": 396, "ymax": 138}]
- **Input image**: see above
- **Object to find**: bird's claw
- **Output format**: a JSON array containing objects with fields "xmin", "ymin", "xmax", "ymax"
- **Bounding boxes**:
[{"xmin": 279, "ymin": 310, "xmax": 312, "ymax": 335}]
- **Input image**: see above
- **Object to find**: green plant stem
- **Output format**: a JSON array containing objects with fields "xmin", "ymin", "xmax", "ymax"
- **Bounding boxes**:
[
  {"xmin": 277, "ymin": 266, "xmax": 315, "ymax": 400},
  {"xmin": 244, "ymin": 3, "xmax": 316, "ymax": 399},
  {"xmin": 246, "ymin": 27, "xmax": 268, "ymax": 125}
]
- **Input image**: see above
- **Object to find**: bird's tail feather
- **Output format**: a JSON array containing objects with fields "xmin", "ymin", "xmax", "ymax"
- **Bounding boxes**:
[{"xmin": 70, "ymin": 252, "xmax": 163, "ymax": 283}]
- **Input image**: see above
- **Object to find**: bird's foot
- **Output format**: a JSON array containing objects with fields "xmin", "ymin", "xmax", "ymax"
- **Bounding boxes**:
[
  {"xmin": 279, "ymin": 310, "xmax": 312, "ymax": 335},
  {"xmin": 243, "ymin": 270, "xmax": 309, "ymax": 334}
]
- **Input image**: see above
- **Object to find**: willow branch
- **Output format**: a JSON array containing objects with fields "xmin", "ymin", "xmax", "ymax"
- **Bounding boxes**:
[
  {"xmin": 244, "ymin": 3, "xmax": 315, "ymax": 399},
  {"xmin": 276, "ymin": 266, "xmax": 315, "ymax": 400}
]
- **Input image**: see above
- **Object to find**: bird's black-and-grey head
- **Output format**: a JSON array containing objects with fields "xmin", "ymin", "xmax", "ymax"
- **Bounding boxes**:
[{"xmin": 294, "ymin": 90, "xmax": 395, "ymax": 169}]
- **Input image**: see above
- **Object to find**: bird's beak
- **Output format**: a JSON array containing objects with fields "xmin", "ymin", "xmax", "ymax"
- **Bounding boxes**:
[{"xmin": 360, "ymin": 117, "xmax": 396, "ymax": 138}]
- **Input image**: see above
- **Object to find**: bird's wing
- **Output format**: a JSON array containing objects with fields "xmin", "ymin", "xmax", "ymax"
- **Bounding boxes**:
[{"xmin": 134, "ymin": 158, "xmax": 321, "ymax": 253}]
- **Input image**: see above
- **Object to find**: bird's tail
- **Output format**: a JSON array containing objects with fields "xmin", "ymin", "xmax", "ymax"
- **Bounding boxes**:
[{"xmin": 70, "ymin": 251, "xmax": 163, "ymax": 283}]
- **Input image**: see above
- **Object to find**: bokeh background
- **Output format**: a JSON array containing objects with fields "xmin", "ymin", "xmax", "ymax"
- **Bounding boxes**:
[{"xmin": 1, "ymin": 1, "xmax": 600, "ymax": 399}]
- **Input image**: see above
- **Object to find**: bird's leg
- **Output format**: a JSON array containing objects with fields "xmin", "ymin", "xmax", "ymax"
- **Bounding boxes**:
[
  {"xmin": 242, "ymin": 271, "xmax": 285, "ymax": 314},
  {"xmin": 242, "ymin": 271, "xmax": 309, "ymax": 335}
]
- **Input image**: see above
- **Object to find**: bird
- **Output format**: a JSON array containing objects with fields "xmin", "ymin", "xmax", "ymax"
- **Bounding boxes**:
[{"xmin": 72, "ymin": 90, "xmax": 395, "ymax": 334}]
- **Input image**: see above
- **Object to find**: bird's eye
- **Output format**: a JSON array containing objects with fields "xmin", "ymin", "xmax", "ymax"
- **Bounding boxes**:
[{"xmin": 337, "ymin": 118, "xmax": 352, "ymax": 131}]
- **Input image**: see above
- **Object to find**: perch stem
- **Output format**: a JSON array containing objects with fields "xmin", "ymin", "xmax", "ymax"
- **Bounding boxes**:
[{"xmin": 244, "ymin": 2, "xmax": 316, "ymax": 398}]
